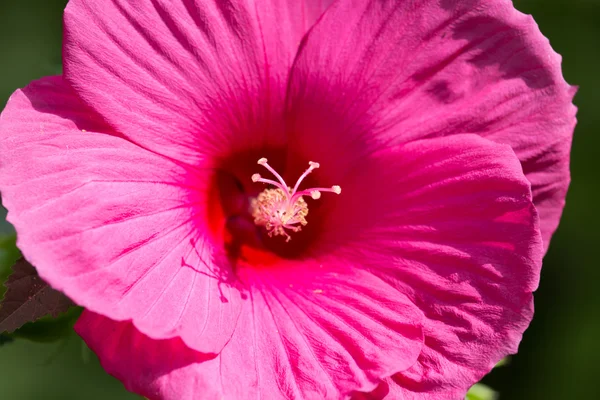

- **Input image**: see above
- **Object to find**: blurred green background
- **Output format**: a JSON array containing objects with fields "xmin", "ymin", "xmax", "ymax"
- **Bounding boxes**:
[{"xmin": 0, "ymin": 0, "xmax": 598, "ymax": 399}]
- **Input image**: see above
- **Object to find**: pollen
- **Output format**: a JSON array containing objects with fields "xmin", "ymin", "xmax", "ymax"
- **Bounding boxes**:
[{"xmin": 250, "ymin": 158, "xmax": 341, "ymax": 242}]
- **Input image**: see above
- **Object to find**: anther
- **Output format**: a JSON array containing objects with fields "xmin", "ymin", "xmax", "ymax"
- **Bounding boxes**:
[{"xmin": 250, "ymin": 159, "xmax": 341, "ymax": 241}]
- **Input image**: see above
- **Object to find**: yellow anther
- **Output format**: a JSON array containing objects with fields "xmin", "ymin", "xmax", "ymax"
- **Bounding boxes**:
[{"xmin": 250, "ymin": 159, "xmax": 341, "ymax": 241}]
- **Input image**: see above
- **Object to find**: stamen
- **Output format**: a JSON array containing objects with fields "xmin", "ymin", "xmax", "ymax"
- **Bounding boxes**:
[
  {"xmin": 291, "ymin": 186, "xmax": 342, "ymax": 204},
  {"xmin": 292, "ymin": 161, "xmax": 319, "ymax": 194},
  {"xmin": 250, "ymin": 159, "xmax": 341, "ymax": 242},
  {"xmin": 256, "ymin": 158, "xmax": 290, "ymax": 195}
]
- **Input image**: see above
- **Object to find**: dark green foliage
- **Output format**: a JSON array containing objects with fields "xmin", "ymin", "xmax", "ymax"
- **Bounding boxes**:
[{"xmin": 0, "ymin": 332, "xmax": 14, "ymax": 346}]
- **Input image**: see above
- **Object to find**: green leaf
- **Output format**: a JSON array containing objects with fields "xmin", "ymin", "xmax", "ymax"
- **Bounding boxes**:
[
  {"xmin": 495, "ymin": 357, "xmax": 510, "ymax": 368},
  {"xmin": 466, "ymin": 383, "xmax": 499, "ymax": 400},
  {"xmin": 464, "ymin": 357, "xmax": 509, "ymax": 399}
]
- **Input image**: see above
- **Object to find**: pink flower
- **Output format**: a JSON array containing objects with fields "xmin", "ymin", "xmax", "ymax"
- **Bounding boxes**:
[{"xmin": 0, "ymin": 0, "xmax": 575, "ymax": 399}]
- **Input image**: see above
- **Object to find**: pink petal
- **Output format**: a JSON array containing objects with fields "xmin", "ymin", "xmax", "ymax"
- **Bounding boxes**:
[
  {"xmin": 322, "ymin": 134, "xmax": 542, "ymax": 399},
  {"xmin": 63, "ymin": 0, "xmax": 333, "ymax": 163},
  {"xmin": 0, "ymin": 76, "xmax": 241, "ymax": 353},
  {"xmin": 75, "ymin": 311, "xmax": 222, "ymax": 400},
  {"xmin": 287, "ymin": 0, "xmax": 576, "ymax": 250},
  {"xmin": 77, "ymin": 263, "xmax": 425, "ymax": 399},
  {"xmin": 224, "ymin": 262, "xmax": 423, "ymax": 399}
]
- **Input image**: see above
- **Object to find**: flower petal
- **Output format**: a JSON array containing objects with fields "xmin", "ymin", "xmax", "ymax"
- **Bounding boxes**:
[
  {"xmin": 76, "ymin": 263, "xmax": 424, "ymax": 399},
  {"xmin": 323, "ymin": 134, "xmax": 543, "ymax": 399},
  {"xmin": 223, "ymin": 263, "xmax": 423, "ymax": 399},
  {"xmin": 63, "ymin": 0, "xmax": 333, "ymax": 163},
  {"xmin": 287, "ymin": 0, "xmax": 576, "ymax": 249},
  {"xmin": 0, "ymin": 76, "xmax": 242, "ymax": 353},
  {"xmin": 75, "ymin": 311, "xmax": 223, "ymax": 400}
]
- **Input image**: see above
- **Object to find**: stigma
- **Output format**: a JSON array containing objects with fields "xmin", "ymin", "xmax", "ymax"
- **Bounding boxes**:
[{"xmin": 250, "ymin": 158, "xmax": 341, "ymax": 242}]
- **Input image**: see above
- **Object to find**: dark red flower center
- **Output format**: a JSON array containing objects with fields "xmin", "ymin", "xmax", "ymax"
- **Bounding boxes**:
[{"xmin": 206, "ymin": 148, "xmax": 340, "ymax": 266}]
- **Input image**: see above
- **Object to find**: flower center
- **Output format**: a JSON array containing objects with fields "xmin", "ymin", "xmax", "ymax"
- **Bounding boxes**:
[{"xmin": 250, "ymin": 158, "xmax": 341, "ymax": 242}]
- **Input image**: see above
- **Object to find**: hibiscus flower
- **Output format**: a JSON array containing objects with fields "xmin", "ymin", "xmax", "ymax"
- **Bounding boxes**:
[{"xmin": 0, "ymin": 0, "xmax": 576, "ymax": 399}]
